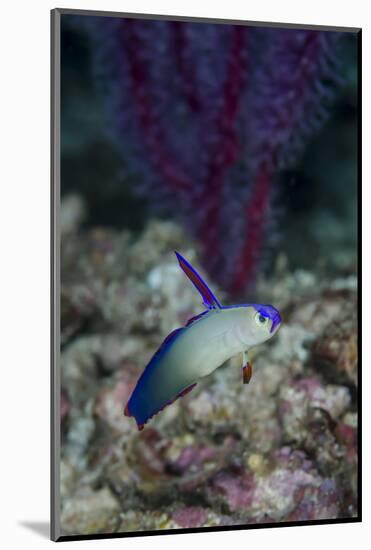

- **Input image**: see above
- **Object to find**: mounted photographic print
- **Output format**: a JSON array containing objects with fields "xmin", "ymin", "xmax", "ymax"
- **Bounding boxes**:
[{"xmin": 51, "ymin": 8, "xmax": 361, "ymax": 542}]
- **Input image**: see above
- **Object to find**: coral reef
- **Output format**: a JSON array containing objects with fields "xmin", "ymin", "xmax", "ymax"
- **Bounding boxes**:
[{"xmin": 59, "ymin": 202, "xmax": 358, "ymax": 536}]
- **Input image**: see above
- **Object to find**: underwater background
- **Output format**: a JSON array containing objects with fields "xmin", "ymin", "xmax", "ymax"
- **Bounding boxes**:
[{"xmin": 59, "ymin": 14, "xmax": 358, "ymax": 536}]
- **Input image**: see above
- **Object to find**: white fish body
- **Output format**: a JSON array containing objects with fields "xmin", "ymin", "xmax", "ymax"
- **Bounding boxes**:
[
  {"xmin": 165, "ymin": 307, "xmax": 269, "ymax": 379},
  {"xmin": 125, "ymin": 252, "xmax": 281, "ymax": 429}
]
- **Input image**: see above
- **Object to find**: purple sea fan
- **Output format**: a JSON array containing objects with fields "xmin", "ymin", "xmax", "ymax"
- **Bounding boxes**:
[
  {"xmin": 231, "ymin": 29, "xmax": 343, "ymax": 293},
  {"xmin": 74, "ymin": 16, "xmax": 344, "ymax": 296}
]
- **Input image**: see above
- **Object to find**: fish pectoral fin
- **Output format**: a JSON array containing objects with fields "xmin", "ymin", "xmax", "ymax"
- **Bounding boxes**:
[{"xmin": 242, "ymin": 351, "xmax": 253, "ymax": 384}]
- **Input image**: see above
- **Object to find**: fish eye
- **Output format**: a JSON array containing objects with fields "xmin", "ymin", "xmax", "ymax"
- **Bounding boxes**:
[{"xmin": 254, "ymin": 312, "xmax": 268, "ymax": 327}]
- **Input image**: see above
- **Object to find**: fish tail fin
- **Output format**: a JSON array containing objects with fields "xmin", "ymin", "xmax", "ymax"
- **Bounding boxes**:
[
  {"xmin": 125, "ymin": 401, "xmax": 145, "ymax": 431},
  {"xmin": 175, "ymin": 251, "xmax": 221, "ymax": 310}
]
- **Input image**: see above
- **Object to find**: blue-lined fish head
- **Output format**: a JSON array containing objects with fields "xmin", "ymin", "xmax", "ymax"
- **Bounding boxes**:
[{"xmin": 233, "ymin": 304, "xmax": 282, "ymax": 347}]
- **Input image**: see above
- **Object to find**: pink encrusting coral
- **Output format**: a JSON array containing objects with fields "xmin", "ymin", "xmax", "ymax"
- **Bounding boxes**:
[
  {"xmin": 78, "ymin": 18, "xmax": 343, "ymax": 295},
  {"xmin": 172, "ymin": 506, "xmax": 208, "ymax": 528}
]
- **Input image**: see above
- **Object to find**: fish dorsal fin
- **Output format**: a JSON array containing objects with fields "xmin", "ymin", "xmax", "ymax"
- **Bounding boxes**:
[
  {"xmin": 175, "ymin": 251, "xmax": 221, "ymax": 310},
  {"xmin": 185, "ymin": 310, "xmax": 209, "ymax": 327}
]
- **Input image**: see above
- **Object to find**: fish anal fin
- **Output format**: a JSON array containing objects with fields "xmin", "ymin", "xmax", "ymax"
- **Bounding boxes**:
[
  {"xmin": 134, "ymin": 383, "xmax": 197, "ymax": 431},
  {"xmin": 177, "ymin": 383, "xmax": 197, "ymax": 398},
  {"xmin": 159, "ymin": 382, "xmax": 197, "ymax": 411}
]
